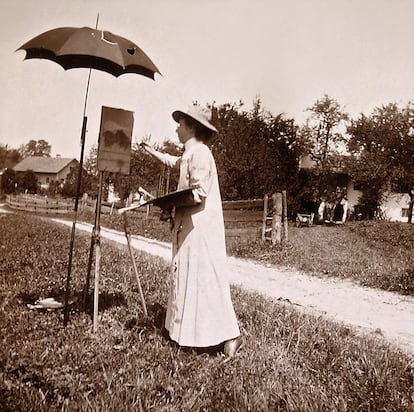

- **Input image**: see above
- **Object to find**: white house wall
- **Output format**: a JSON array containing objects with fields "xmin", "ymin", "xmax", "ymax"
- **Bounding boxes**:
[
  {"xmin": 346, "ymin": 180, "xmax": 362, "ymax": 211},
  {"xmin": 380, "ymin": 193, "xmax": 411, "ymax": 222}
]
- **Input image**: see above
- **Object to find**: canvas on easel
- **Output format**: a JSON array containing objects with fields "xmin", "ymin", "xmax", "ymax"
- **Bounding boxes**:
[{"xmin": 97, "ymin": 106, "xmax": 134, "ymax": 175}]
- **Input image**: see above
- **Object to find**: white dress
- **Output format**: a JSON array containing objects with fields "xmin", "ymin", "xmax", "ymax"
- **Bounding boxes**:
[{"xmin": 157, "ymin": 138, "xmax": 240, "ymax": 347}]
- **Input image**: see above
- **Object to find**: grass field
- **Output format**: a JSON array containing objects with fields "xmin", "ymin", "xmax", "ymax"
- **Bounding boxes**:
[
  {"xmin": 78, "ymin": 207, "xmax": 414, "ymax": 295},
  {"xmin": 231, "ymin": 221, "xmax": 414, "ymax": 296},
  {"xmin": 1, "ymin": 214, "xmax": 413, "ymax": 411}
]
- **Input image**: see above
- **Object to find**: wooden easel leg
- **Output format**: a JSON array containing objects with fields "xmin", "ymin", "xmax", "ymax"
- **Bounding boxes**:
[
  {"xmin": 83, "ymin": 196, "xmax": 99, "ymax": 312},
  {"xmin": 123, "ymin": 214, "xmax": 148, "ymax": 316}
]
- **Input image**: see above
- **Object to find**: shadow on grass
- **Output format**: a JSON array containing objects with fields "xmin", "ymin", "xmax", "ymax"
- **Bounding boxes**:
[{"xmin": 125, "ymin": 302, "xmax": 224, "ymax": 357}]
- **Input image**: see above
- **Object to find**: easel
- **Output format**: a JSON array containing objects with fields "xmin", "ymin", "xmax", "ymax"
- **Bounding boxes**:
[
  {"xmin": 82, "ymin": 105, "xmax": 148, "ymax": 332},
  {"xmin": 84, "ymin": 173, "xmax": 148, "ymax": 332}
]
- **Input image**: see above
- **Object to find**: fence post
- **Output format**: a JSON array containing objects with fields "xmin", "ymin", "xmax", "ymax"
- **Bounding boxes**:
[
  {"xmin": 271, "ymin": 192, "xmax": 283, "ymax": 245},
  {"xmin": 282, "ymin": 190, "xmax": 288, "ymax": 242},
  {"xmin": 261, "ymin": 194, "xmax": 269, "ymax": 242}
]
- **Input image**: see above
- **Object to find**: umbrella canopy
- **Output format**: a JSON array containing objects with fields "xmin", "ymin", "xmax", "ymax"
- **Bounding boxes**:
[{"xmin": 18, "ymin": 26, "xmax": 161, "ymax": 78}]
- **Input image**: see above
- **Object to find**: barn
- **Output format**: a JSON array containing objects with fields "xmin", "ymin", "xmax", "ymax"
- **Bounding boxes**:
[{"xmin": 13, "ymin": 156, "xmax": 78, "ymax": 190}]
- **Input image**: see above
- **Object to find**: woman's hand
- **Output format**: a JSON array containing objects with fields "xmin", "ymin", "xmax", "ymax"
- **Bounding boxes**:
[
  {"xmin": 139, "ymin": 141, "xmax": 150, "ymax": 152},
  {"xmin": 138, "ymin": 141, "xmax": 180, "ymax": 168},
  {"xmin": 139, "ymin": 141, "xmax": 157, "ymax": 157}
]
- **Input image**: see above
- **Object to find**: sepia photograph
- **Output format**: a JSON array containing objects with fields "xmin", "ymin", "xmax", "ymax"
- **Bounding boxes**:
[{"xmin": 0, "ymin": 0, "xmax": 413, "ymax": 410}]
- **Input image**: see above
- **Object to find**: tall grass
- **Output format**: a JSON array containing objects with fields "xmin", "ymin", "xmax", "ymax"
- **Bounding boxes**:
[{"xmin": 0, "ymin": 214, "xmax": 412, "ymax": 411}]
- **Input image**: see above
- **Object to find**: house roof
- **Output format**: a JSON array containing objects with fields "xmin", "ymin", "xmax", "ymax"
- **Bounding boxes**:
[{"xmin": 13, "ymin": 156, "xmax": 77, "ymax": 174}]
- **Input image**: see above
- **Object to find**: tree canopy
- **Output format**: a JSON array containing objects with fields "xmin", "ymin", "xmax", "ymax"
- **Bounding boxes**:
[
  {"xmin": 300, "ymin": 94, "xmax": 349, "ymax": 169},
  {"xmin": 210, "ymin": 99, "xmax": 303, "ymax": 201},
  {"xmin": 347, "ymin": 102, "xmax": 414, "ymax": 221},
  {"xmin": 19, "ymin": 139, "xmax": 51, "ymax": 158},
  {"xmin": 3, "ymin": 97, "xmax": 413, "ymax": 223},
  {"xmin": 0, "ymin": 144, "xmax": 21, "ymax": 169}
]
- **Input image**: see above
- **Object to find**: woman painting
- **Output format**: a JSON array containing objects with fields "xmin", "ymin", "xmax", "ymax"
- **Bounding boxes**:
[{"xmin": 140, "ymin": 105, "xmax": 241, "ymax": 357}]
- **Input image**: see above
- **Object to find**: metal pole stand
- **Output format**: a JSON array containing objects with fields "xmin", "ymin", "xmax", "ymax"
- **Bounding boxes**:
[{"xmin": 63, "ymin": 115, "xmax": 88, "ymax": 326}]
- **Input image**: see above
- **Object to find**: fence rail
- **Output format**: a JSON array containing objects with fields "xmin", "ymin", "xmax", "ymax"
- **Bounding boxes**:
[
  {"xmin": 222, "ymin": 198, "xmax": 265, "ymax": 243},
  {"xmin": 6, "ymin": 194, "xmax": 74, "ymax": 214},
  {"xmin": 6, "ymin": 193, "xmax": 287, "ymax": 243},
  {"xmin": 223, "ymin": 193, "xmax": 288, "ymax": 244},
  {"xmin": 222, "ymin": 199, "xmax": 264, "ymax": 210}
]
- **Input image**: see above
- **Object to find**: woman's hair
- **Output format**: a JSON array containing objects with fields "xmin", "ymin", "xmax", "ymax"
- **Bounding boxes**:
[{"xmin": 181, "ymin": 114, "xmax": 214, "ymax": 142}]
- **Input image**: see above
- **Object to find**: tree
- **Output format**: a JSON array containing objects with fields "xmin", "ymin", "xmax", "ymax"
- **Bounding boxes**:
[
  {"xmin": 300, "ymin": 95, "xmax": 349, "ymax": 168},
  {"xmin": 83, "ymin": 144, "xmax": 99, "ymax": 196},
  {"xmin": 1, "ymin": 168, "xmax": 17, "ymax": 193},
  {"xmin": 210, "ymin": 99, "xmax": 303, "ymax": 201},
  {"xmin": 84, "ymin": 144, "xmax": 98, "ymax": 177},
  {"xmin": 347, "ymin": 102, "xmax": 414, "ymax": 222},
  {"xmin": 0, "ymin": 144, "xmax": 21, "ymax": 169},
  {"xmin": 295, "ymin": 95, "xmax": 350, "ymax": 210},
  {"xmin": 61, "ymin": 164, "xmax": 91, "ymax": 198},
  {"xmin": 19, "ymin": 139, "xmax": 51, "ymax": 158},
  {"xmin": 18, "ymin": 170, "xmax": 38, "ymax": 193}
]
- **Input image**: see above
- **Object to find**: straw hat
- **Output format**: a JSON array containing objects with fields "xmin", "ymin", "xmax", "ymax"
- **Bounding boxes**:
[{"xmin": 172, "ymin": 105, "xmax": 218, "ymax": 133}]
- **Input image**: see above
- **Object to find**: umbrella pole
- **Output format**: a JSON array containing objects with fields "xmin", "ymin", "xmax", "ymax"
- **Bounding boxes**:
[
  {"xmin": 93, "ymin": 170, "xmax": 104, "ymax": 332},
  {"xmin": 63, "ymin": 115, "xmax": 88, "ymax": 326},
  {"xmin": 63, "ymin": 65, "xmax": 93, "ymax": 326}
]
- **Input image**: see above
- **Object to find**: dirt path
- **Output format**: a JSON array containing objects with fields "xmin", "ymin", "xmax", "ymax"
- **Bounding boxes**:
[{"xmin": 45, "ymin": 218, "xmax": 414, "ymax": 355}]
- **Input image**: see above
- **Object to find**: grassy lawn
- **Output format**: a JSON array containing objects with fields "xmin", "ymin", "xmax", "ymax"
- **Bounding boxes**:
[
  {"xmin": 0, "ymin": 214, "xmax": 413, "ymax": 411},
  {"xmin": 78, "ymin": 208, "xmax": 414, "ymax": 296},
  {"xmin": 230, "ymin": 222, "xmax": 414, "ymax": 296}
]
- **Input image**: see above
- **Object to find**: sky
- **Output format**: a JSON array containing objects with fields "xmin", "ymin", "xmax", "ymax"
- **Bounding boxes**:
[{"xmin": 0, "ymin": 0, "xmax": 413, "ymax": 159}]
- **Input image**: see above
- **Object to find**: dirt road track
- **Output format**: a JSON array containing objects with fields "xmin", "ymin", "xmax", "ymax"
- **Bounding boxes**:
[{"xmin": 47, "ymin": 218, "xmax": 414, "ymax": 355}]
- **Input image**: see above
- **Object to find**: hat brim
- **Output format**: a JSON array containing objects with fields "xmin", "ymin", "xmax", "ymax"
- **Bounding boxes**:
[{"xmin": 172, "ymin": 110, "xmax": 218, "ymax": 133}]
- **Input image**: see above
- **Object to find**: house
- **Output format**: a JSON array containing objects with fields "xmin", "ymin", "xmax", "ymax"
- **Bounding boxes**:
[
  {"xmin": 380, "ymin": 193, "xmax": 412, "ymax": 222},
  {"xmin": 13, "ymin": 156, "xmax": 78, "ymax": 190},
  {"xmin": 299, "ymin": 155, "xmax": 410, "ymax": 222}
]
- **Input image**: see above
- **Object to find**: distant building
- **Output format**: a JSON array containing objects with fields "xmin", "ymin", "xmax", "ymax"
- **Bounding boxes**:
[
  {"xmin": 13, "ymin": 156, "xmax": 78, "ymax": 190},
  {"xmin": 299, "ymin": 154, "xmax": 410, "ymax": 222},
  {"xmin": 380, "ymin": 193, "xmax": 412, "ymax": 222}
]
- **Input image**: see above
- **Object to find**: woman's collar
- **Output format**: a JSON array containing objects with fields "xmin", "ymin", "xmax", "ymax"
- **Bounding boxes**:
[{"xmin": 184, "ymin": 137, "xmax": 197, "ymax": 151}]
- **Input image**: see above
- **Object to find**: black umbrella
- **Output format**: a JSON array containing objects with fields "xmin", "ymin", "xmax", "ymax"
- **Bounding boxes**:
[
  {"xmin": 18, "ymin": 25, "xmax": 160, "ymax": 326},
  {"xmin": 18, "ymin": 26, "xmax": 160, "ymax": 78}
]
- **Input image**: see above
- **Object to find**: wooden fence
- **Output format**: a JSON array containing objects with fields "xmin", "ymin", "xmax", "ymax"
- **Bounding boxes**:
[
  {"xmin": 84, "ymin": 193, "xmax": 288, "ymax": 244},
  {"xmin": 223, "ymin": 191, "xmax": 288, "ymax": 244},
  {"xmin": 6, "ymin": 192, "xmax": 288, "ymax": 244},
  {"xmin": 223, "ymin": 199, "xmax": 264, "ymax": 243},
  {"xmin": 6, "ymin": 194, "xmax": 74, "ymax": 214}
]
